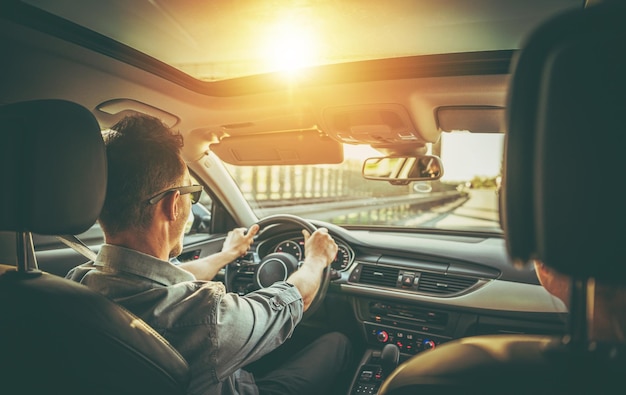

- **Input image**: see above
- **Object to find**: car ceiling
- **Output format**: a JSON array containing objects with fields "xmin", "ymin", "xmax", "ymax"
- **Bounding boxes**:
[
  {"xmin": 20, "ymin": 0, "xmax": 582, "ymax": 82},
  {"xmin": 1, "ymin": 0, "xmax": 584, "ymax": 162}
]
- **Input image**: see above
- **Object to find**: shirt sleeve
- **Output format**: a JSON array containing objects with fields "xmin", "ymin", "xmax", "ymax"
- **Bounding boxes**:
[{"xmin": 213, "ymin": 281, "xmax": 303, "ymax": 380}]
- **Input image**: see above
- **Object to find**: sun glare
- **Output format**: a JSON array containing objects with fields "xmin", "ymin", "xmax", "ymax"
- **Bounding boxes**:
[
  {"xmin": 440, "ymin": 132, "xmax": 504, "ymax": 183},
  {"xmin": 343, "ymin": 144, "xmax": 381, "ymax": 160},
  {"xmin": 260, "ymin": 17, "xmax": 319, "ymax": 75}
]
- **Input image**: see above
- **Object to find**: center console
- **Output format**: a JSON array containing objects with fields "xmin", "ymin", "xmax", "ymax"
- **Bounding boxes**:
[
  {"xmin": 350, "ymin": 344, "xmax": 400, "ymax": 395},
  {"xmin": 360, "ymin": 300, "xmax": 464, "ymax": 354},
  {"xmin": 348, "ymin": 299, "xmax": 476, "ymax": 394}
]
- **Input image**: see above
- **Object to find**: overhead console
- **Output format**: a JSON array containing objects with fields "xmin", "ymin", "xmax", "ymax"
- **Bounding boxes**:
[{"xmin": 321, "ymin": 103, "xmax": 432, "ymax": 152}]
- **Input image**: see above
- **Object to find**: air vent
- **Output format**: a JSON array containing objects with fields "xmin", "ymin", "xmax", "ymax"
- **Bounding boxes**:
[
  {"xmin": 359, "ymin": 265, "xmax": 399, "ymax": 288},
  {"xmin": 418, "ymin": 272, "xmax": 478, "ymax": 295}
]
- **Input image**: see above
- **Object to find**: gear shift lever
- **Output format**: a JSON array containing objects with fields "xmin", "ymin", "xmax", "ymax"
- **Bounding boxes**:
[
  {"xmin": 380, "ymin": 343, "xmax": 400, "ymax": 375},
  {"xmin": 350, "ymin": 344, "xmax": 400, "ymax": 395}
]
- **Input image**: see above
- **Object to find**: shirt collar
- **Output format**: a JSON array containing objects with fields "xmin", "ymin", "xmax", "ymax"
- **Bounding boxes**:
[{"xmin": 94, "ymin": 244, "xmax": 195, "ymax": 286}]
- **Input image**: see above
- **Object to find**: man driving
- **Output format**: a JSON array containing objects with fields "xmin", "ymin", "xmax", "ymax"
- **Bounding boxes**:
[{"xmin": 67, "ymin": 114, "xmax": 351, "ymax": 395}]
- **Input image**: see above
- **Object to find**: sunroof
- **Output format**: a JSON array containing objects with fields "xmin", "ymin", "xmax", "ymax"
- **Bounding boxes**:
[{"xmin": 24, "ymin": 0, "xmax": 581, "ymax": 82}]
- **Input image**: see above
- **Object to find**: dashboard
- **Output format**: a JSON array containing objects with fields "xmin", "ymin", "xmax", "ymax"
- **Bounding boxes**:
[
  {"xmin": 32, "ymin": 217, "xmax": 570, "ymax": 395},
  {"xmin": 270, "ymin": 237, "xmax": 355, "ymax": 271},
  {"xmin": 246, "ymin": 221, "xmax": 568, "ymax": 358}
]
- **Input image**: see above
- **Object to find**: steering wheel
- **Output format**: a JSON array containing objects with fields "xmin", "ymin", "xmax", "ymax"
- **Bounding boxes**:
[{"xmin": 225, "ymin": 214, "xmax": 331, "ymax": 319}]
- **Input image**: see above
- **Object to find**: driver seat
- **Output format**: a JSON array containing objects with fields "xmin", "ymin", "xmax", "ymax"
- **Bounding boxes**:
[
  {"xmin": 378, "ymin": 2, "xmax": 626, "ymax": 394},
  {"xmin": 0, "ymin": 100, "xmax": 190, "ymax": 393}
]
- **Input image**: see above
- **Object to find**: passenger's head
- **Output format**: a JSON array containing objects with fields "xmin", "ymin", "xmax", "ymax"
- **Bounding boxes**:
[
  {"xmin": 534, "ymin": 260, "xmax": 626, "ymax": 342},
  {"xmin": 533, "ymin": 260, "xmax": 570, "ymax": 308},
  {"xmin": 98, "ymin": 114, "xmax": 187, "ymax": 238},
  {"xmin": 592, "ymin": 284, "xmax": 626, "ymax": 342}
]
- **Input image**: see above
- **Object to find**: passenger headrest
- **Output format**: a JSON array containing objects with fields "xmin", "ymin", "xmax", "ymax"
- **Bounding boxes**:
[
  {"xmin": 0, "ymin": 100, "xmax": 106, "ymax": 235},
  {"xmin": 502, "ymin": 3, "xmax": 626, "ymax": 282}
]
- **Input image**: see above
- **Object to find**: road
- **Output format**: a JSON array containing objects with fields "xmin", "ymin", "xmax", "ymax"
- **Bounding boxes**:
[
  {"xmin": 404, "ymin": 188, "xmax": 500, "ymax": 230},
  {"xmin": 258, "ymin": 188, "xmax": 500, "ymax": 231}
]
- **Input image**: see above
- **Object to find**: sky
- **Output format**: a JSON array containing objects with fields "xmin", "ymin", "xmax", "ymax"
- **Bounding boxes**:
[{"xmin": 440, "ymin": 132, "xmax": 504, "ymax": 182}]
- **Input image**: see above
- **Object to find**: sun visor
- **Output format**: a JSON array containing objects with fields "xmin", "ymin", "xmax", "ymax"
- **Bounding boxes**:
[
  {"xmin": 436, "ymin": 106, "xmax": 504, "ymax": 133},
  {"xmin": 210, "ymin": 130, "xmax": 344, "ymax": 165}
]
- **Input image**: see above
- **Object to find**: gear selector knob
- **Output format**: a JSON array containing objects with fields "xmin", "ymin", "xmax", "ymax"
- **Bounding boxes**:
[{"xmin": 380, "ymin": 343, "xmax": 400, "ymax": 375}]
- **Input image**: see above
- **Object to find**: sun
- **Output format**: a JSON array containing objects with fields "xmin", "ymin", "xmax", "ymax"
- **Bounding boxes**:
[{"xmin": 260, "ymin": 17, "xmax": 319, "ymax": 75}]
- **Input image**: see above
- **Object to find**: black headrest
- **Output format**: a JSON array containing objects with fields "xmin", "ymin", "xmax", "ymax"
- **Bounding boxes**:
[
  {"xmin": 502, "ymin": 3, "xmax": 626, "ymax": 282},
  {"xmin": 0, "ymin": 99, "xmax": 106, "ymax": 235}
]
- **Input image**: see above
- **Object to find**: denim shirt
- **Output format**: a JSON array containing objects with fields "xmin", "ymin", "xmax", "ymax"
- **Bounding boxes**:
[{"xmin": 66, "ymin": 244, "xmax": 304, "ymax": 395}]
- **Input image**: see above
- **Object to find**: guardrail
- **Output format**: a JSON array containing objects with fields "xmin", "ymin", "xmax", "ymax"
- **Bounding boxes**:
[{"xmin": 254, "ymin": 190, "xmax": 465, "ymax": 221}]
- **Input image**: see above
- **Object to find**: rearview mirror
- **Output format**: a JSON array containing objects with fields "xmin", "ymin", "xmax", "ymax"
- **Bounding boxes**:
[{"xmin": 362, "ymin": 155, "xmax": 443, "ymax": 184}]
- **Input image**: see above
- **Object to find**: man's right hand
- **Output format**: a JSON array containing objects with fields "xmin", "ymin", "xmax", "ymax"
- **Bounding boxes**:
[
  {"xmin": 302, "ymin": 228, "xmax": 338, "ymax": 268},
  {"xmin": 286, "ymin": 228, "xmax": 337, "ymax": 311}
]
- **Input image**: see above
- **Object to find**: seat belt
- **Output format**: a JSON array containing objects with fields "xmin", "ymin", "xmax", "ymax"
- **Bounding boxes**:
[
  {"xmin": 56, "ymin": 234, "xmax": 98, "ymax": 262},
  {"xmin": 56, "ymin": 235, "xmax": 180, "ymax": 265}
]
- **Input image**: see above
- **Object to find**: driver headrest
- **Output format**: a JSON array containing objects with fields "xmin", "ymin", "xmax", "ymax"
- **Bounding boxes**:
[
  {"xmin": 0, "ymin": 100, "xmax": 106, "ymax": 235},
  {"xmin": 502, "ymin": 3, "xmax": 626, "ymax": 282}
]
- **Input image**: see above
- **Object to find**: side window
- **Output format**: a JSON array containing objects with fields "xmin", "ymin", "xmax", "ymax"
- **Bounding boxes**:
[{"xmin": 187, "ymin": 176, "xmax": 213, "ymax": 235}]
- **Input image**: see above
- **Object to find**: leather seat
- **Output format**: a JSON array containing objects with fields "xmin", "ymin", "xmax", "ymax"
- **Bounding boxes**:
[
  {"xmin": 378, "ymin": 2, "xmax": 626, "ymax": 394},
  {"xmin": 0, "ymin": 100, "xmax": 190, "ymax": 394}
]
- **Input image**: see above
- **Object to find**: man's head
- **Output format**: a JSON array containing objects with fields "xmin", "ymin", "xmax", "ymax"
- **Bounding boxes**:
[{"xmin": 99, "ymin": 114, "xmax": 193, "ymax": 257}]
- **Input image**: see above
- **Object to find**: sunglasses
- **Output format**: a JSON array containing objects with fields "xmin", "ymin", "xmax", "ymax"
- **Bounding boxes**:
[{"xmin": 147, "ymin": 184, "xmax": 203, "ymax": 205}]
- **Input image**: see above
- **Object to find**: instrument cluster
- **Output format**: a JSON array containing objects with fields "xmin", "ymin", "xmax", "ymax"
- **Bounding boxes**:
[{"xmin": 272, "ymin": 237, "xmax": 355, "ymax": 271}]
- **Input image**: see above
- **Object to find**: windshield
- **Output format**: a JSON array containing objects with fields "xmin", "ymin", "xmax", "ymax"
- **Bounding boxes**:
[{"xmin": 225, "ymin": 131, "xmax": 503, "ymax": 233}]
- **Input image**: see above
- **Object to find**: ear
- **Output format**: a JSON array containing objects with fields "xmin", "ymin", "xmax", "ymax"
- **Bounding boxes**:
[{"xmin": 161, "ymin": 190, "xmax": 181, "ymax": 221}]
